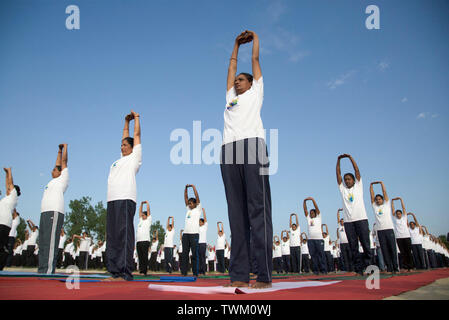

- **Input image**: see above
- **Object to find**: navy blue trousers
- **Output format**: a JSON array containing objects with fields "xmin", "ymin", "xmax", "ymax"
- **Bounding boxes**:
[
  {"xmin": 308, "ymin": 239, "xmax": 327, "ymax": 274},
  {"xmin": 344, "ymin": 219, "xmax": 372, "ymax": 274},
  {"xmin": 220, "ymin": 138, "xmax": 273, "ymax": 283},
  {"xmin": 106, "ymin": 200, "xmax": 136, "ymax": 281}
]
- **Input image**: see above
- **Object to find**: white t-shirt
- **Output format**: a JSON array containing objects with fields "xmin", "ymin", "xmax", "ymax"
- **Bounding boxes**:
[
  {"xmin": 372, "ymin": 200, "xmax": 394, "ymax": 231},
  {"xmin": 0, "ymin": 188, "xmax": 18, "ymax": 227},
  {"xmin": 199, "ymin": 222, "xmax": 208, "ymax": 244},
  {"xmin": 41, "ymin": 168, "xmax": 69, "ymax": 214},
  {"xmin": 225, "ymin": 246, "xmax": 230, "ymax": 259},
  {"xmin": 107, "ymin": 144, "xmax": 142, "ymax": 203},
  {"xmin": 393, "ymin": 214, "xmax": 410, "ymax": 239},
  {"xmin": 338, "ymin": 225, "xmax": 349, "ymax": 244},
  {"xmin": 22, "ymin": 239, "xmax": 29, "ymax": 250},
  {"xmin": 339, "ymin": 178, "xmax": 368, "ymax": 222},
  {"xmin": 164, "ymin": 229, "xmax": 175, "ymax": 248},
  {"xmin": 323, "ymin": 236, "xmax": 331, "ymax": 251},
  {"xmin": 150, "ymin": 240, "xmax": 159, "ymax": 253},
  {"xmin": 369, "ymin": 232, "xmax": 375, "ymax": 249},
  {"xmin": 223, "ymin": 77, "xmax": 265, "ymax": 145},
  {"xmin": 28, "ymin": 231, "xmax": 38, "ymax": 246},
  {"xmin": 409, "ymin": 227, "xmax": 423, "ymax": 245},
  {"xmin": 58, "ymin": 235, "xmax": 67, "ymax": 249},
  {"xmin": 184, "ymin": 203, "xmax": 202, "ymax": 234},
  {"xmin": 9, "ymin": 216, "xmax": 20, "ymax": 237},
  {"xmin": 208, "ymin": 250, "xmax": 215, "ymax": 261},
  {"xmin": 281, "ymin": 240, "xmax": 290, "ymax": 255},
  {"xmin": 422, "ymin": 235, "xmax": 430, "ymax": 250},
  {"xmin": 79, "ymin": 237, "xmax": 91, "ymax": 252},
  {"xmin": 216, "ymin": 233, "xmax": 226, "ymax": 250},
  {"xmin": 273, "ymin": 244, "xmax": 282, "ymax": 258},
  {"xmin": 307, "ymin": 214, "xmax": 323, "ymax": 240},
  {"xmin": 136, "ymin": 216, "xmax": 152, "ymax": 242},
  {"xmin": 289, "ymin": 227, "xmax": 301, "ymax": 247},
  {"xmin": 301, "ymin": 242, "xmax": 309, "ymax": 255}
]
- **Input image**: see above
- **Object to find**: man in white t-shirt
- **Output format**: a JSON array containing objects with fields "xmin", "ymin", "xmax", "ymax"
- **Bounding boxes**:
[
  {"xmin": 164, "ymin": 216, "xmax": 175, "ymax": 273},
  {"xmin": 198, "ymin": 208, "xmax": 208, "ymax": 275},
  {"xmin": 391, "ymin": 197, "xmax": 414, "ymax": 272},
  {"xmin": 300, "ymin": 234, "xmax": 310, "ymax": 273},
  {"xmin": 336, "ymin": 154, "xmax": 372, "ymax": 275},
  {"xmin": 104, "ymin": 110, "xmax": 142, "ymax": 282},
  {"xmin": 220, "ymin": 31, "xmax": 272, "ymax": 289},
  {"xmin": 0, "ymin": 168, "xmax": 20, "ymax": 270},
  {"xmin": 73, "ymin": 232, "xmax": 91, "ymax": 270},
  {"xmin": 303, "ymin": 197, "xmax": 327, "ymax": 275},
  {"xmin": 149, "ymin": 230, "xmax": 158, "ymax": 272},
  {"xmin": 26, "ymin": 220, "xmax": 39, "ymax": 267},
  {"xmin": 56, "ymin": 229, "xmax": 67, "ymax": 269},
  {"xmin": 136, "ymin": 201, "xmax": 151, "ymax": 275},
  {"xmin": 289, "ymin": 213, "xmax": 302, "ymax": 273},
  {"xmin": 180, "ymin": 184, "xmax": 201, "ymax": 277}
]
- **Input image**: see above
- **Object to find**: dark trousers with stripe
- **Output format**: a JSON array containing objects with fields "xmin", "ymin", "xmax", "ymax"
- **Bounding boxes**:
[
  {"xmin": 136, "ymin": 241, "xmax": 150, "ymax": 274},
  {"xmin": 26, "ymin": 245, "xmax": 36, "ymax": 267},
  {"xmin": 377, "ymin": 229, "xmax": 398, "ymax": 272},
  {"xmin": 56, "ymin": 248, "xmax": 64, "ymax": 268},
  {"xmin": 0, "ymin": 225, "xmax": 11, "ymax": 270},
  {"xmin": 63, "ymin": 252, "xmax": 72, "ymax": 268},
  {"xmin": 411, "ymin": 244, "xmax": 425, "ymax": 270},
  {"xmin": 290, "ymin": 246, "xmax": 301, "ymax": 273},
  {"xmin": 325, "ymin": 251, "xmax": 334, "ymax": 272},
  {"xmin": 220, "ymin": 138, "xmax": 273, "ymax": 283},
  {"xmin": 6, "ymin": 236, "xmax": 16, "ymax": 267},
  {"xmin": 37, "ymin": 211, "xmax": 64, "ymax": 274},
  {"xmin": 273, "ymin": 257, "xmax": 282, "ymax": 273},
  {"xmin": 180, "ymin": 233, "xmax": 199, "ymax": 276},
  {"xmin": 344, "ymin": 219, "xmax": 372, "ymax": 273},
  {"xmin": 396, "ymin": 237, "xmax": 414, "ymax": 270},
  {"xmin": 106, "ymin": 200, "xmax": 136, "ymax": 281},
  {"xmin": 164, "ymin": 247, "xmax": 174, "ymax": 273},
  {"xmin": 198, "ymin": 243, "xmax": 207, "ymax": 274},
  {"xmin": 149, "ymin": 252, "xmax": 157, "ymax": 271}
]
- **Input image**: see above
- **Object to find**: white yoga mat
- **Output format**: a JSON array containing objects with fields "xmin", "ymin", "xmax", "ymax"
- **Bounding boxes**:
[{"xmin": 148, "ymin": 281, "xmax": 340, "ymax": 294}]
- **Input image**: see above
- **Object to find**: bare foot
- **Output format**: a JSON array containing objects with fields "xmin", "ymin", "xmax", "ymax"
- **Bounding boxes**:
[
  {"xmin": 223, "ymin": 281, "xmax": 249, "ymax": 288},
  {"xmin": 101, "ymin": 276, "xmax": 125, "ymax": 282},
  {"xmin": 250, "ymin": 282, "xmax": 272, "ymax": 289}
]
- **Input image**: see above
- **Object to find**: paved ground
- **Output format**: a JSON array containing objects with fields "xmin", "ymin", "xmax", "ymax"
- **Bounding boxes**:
[{"xmin": 384, "ymin": 277, "xmax": 449, "ymax": 300}]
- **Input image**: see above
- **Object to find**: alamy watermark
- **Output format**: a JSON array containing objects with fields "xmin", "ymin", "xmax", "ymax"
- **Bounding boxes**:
[
  {"xmin": 169, "ymin": 121, "xmax": 279, "ymax": 175},
  {"xmin": 365, "ymin": 265, "xmax": 380, "ymax": 289},
  {"xmin": 65, "ymin": 265, "xmax": 80, "ymax": 290}
]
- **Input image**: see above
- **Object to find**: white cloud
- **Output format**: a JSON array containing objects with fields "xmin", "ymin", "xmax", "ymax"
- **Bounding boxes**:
[
  {"xmin": 327, "ymin": 70, "xmax": 357, "ymax": 90},
  {"xmin": 417, "ymin": 112, "xmax": 426, "ymax": 119},
  {"xmin": 431, "ymin": 113, "xmax": 439, "ymax": 118},
  {"xmin": 39, "ymin": 173, "xmax": 44, "ymax": 177},
  {"xmin": 417, "ymin": 112, "xmax": 439, "ymax": 120},
  {"xmin": 378, "ymin": 61, "xmax": 389, "ymax": 71},
  {"xmin": 401, "ymin": 97, "xmax": 408, "ymax": 103}
]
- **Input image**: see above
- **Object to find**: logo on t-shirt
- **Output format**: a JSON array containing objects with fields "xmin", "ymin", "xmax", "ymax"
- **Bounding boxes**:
[
  {"xmin": 112, "ymin": 162, "xmax": 118, "ymax": 167},
  {"xmin": 348, "ymin": 193, "xmax": 354, "ymax": 203},
  {"xmin": 378, "ymin": 208, "xmax": 383, "ymax": 215},
  {"xmin": 226, "ymin": 98, "xmax": 238, "ymax": 110}
]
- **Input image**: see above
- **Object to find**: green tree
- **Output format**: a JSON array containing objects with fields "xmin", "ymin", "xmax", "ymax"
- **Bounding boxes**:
[
  {"xmin": 64, "ymin": 197, "xmax": 106, "ymax": 242},
  {"xmin": 438, "ymin": 235, "xmax": 448, "ymax": 250},
  {"xmin": 15, "ymin": 217, "xmax": 27, "ymax": 242}
]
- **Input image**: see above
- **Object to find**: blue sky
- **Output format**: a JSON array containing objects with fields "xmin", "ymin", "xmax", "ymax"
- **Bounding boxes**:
[{"xmin": 1, "ymin": 0, "xmax": 448, "ymax": 247}]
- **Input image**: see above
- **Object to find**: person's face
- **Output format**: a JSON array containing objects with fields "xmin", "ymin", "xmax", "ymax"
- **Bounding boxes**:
[
  {"xmin": 310, "ymin": 210, "xmax": 317, "ymax": 218},
  {"xmin": 52, "ymin": 166, "xmax": 61, "ymax": 179},
  {"xmin": 339, "ymin": 219, "xmax": 344, "ymax": 226},
  {"xmin": 142, "ymin": 213, "xmax": 148, "ymax": 220},
  {"xmin": 344, "ymin": 175, "xmax": 355, "ymax": 188},
  {"xmin": 234, "ymin": 74, "xmax": 252, "ymax": 95},
  {"xmin": 188, "ymin": 200, "xmax": 197, "ymax": 210},
  {"xmin": 410, "ymin": 223, "xmax": 415, "ymax": 229},
  {"xmin": 199, "ymin": 220, "xmax": 204, "ymax": 226},
  {"xmin": 374, "ymin": 195, "xmax": 384, "ymax": 206},
  {"xmin": 219, "ymin": 231, "xmax": 223, "ymax": 236},
  {"xmin": 292, "ymin": 224, "xmax": 297, "ymax": 231},
  {"xmin": 396, "ymin": 211, "xmax": 402, "ymax": 219},
  {"xmin": 323, "ymin": 232, "xmax": 327, "ymax": 238},
  {"xmin": 276, "ymin": 241, "xmax": 280, "ymax": 245},
  {"xmin": 283, "ymin": 237, "xmax": 287, "ymax": 242},
  {"xmin": 168, "ymin": 225, "xmax": 172, "ymax": 231},
  {"xmin": 121, "ymin": 139, "xmax": 133, "ymax": 156}
]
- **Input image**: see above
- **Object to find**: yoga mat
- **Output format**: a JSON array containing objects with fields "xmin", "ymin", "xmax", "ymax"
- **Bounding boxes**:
[
  {"xmin": 148, "ymin": 280, "xmax": 341, "ymax": 294},
  {"xmin": 0, "ymin": 271, "xmax": 109, "ymax": 278}
]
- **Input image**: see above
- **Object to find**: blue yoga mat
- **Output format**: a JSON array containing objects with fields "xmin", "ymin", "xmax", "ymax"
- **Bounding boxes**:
[
  {"xmin": 51, "ymin": 276, "xmax": 197, "ymax": 283},
  {"xmin": 0, "ymin": 271, "xmax": 109, "ymax": 278}
]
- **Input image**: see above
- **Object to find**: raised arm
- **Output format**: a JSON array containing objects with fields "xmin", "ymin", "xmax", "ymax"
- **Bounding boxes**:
[
  {"xmin": 227, "ymin": 31, "xmax": 248, "ymax": 91},
  {"xmin": 3, "ymin": 168, "xmax": 14, "ymax": 195},
  {"xmin": 322, "ymin": 224, "xmax": 329, "ymax": 235},
  {"xmin": 59, "ymin": 144, "xmax": 68, "ymax": 170},
  {"xmin": 191, "ymin": 184, "xmax": 200, "ymax": 204},
  {"xmin": 336, "ymin": 155, "xmax": 343, "ymax": 185},
  {"xmin": 347, "ymin": 154, "xmax": 361, "ymax": 181},
  {"xmin": 379, "ymin": 181, "xmax": 388, "ymax": 202},
  {"xmin": 139, "ymin": 201, "xmax": 145, "ymax": 218},
  {"xmin": 407, "ymin": 212, "xmax": 418, "ymax": 225},
  {"xmin": 337, "ymin": 209, "xmax": 343, "ymax": 223},
  {"xmin": 146, "ymin": 201, "xmax": 151, "ymax": 216},
  {"xmin": 184, "ymin": 185, "xmax": 189, "ymax": 206},
  {"xmin": 123, "ymin": 113, "xmax": 132, "ymax": 140},
  {"xmin": 202, "ymin": 208, "xmax": 207, "ymax": 223},
  {"xmin": 336, "ymin": 228, "xmax": 340, "ymax": 239},
  {"xmin": 301, "ymin": 232, "xmax": 308, "ymax": 241},
  {"xmin": 131, "ymin": 110, "xmax": 141, "ymax": 146},
  {"xmin": 248, "ymin": 31, "xmax": 261, "ymax": 81},
  {"xmin": 369, "ymin": 182, "xmax": 375, "ymax": 204},
  {"xmin": 303, "ymin": 199, "xmax": 309, "ymax": 217},
  {"xmin": 167, "ymin": 217, "xmax": 171, "ymax": 230},
  {"xmin": 310, "ymin": 197, "xmax": 320, "ymax": 215},
  {"xmin": 27, "ymin": 220, "xmax": 35, "ymax": 230}
]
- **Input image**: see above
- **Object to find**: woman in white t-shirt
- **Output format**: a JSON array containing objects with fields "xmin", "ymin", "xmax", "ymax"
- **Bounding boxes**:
[
  {"xmin": 322, "ymin": 224, "xmax": 333, "ymax": 272},
  {"xmin": 369, "ymin": 181, "xmax": 399, "ymax": 273},
  {"xmin": 303, "ymin": 197, "xmax": 327, "ymax": 275},
  {"xmin": 300, "ymin": 233, "xmax": 310, "ymax": 273},
  {"xmin": 336, "ymin": 208, "xmax": 353, "ymax": 272},
  {"xmin": 391, "ymin": 197, "xmax": 414, "ymax": 272},
  {"xmin": 105, "ymin": 110, "xmax": 142, "ymax": 282},
  {"xmin": 216, "ymin": 222, "xmax": 227, "ymax": 273},
  {"xmin": 207, "ymin": 246, "xmax": 216, "ymax": 272},
  {"xmin": 38, "ymin": 144, "xmax": 69, "ymax": 274},
  {"xmin": 336, "ymin": 154, "xmax": 372, "ymax": 276},
  {"xmin": 73, "ymin": 232, "xmax": 91, "ymax": 270},
  {"xmin": 164, "ymin": 216, "xmax": 175, "ymax": 273},
  {"xmin": 220, "ymin": 30, "xmax": 272, "ymax": 289},
  {"xmin": 0, "ymin": 167, "xmax": 20, "ymax": 271},
  {"xmin": 149, "ymin": 230, "xmax": 159, "ymax": 272},
  {"xmin": 181, "ymin": 184, "xmax": 201, "ymax": 276},
  {"xmin": 198, "ymin": 208, "xmax": 208, "ymax": 275},
  {"xmin": 408, "ymin": 212, "xmax": 425, "ymax": 270},
  {"xmin": 289, "ymin": 213, "xmax": 301, "ymax": 274},
  {"xmin": 272, "ymin": 236, "xmax": 282, "ymax": 274},
  {"xmin": 280, "ymin": 231, "xmax": 291, "ymax": 273},
  {"xmin": 26, "ymin": 220, "xmax": 39, "ymax": 267},
  {"xmin": 136, "ymin": 201, "xmax": 151, "ymax": 275}
]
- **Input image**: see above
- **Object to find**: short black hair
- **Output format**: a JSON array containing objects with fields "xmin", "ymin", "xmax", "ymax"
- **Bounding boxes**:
[
  {"xmin": 188, "ymin": 197, "xmax": 197, "ymax": 204},
  {"xmin": 200, "ymin": 218, "xmax": 205, "ymax": 223},
  {"xmin": 123, "ymin": 137, "xmax": 134, "ymax": 148},
  {"xmin": 56, "ymin": 165, "xmax": 62, "ymax": 172},
  {"xmin": 14, "ymin": 185, "xmax": 21, "ymax": 196},
  {"xmin": 375, "ymin": 194, "xmax": 384, "ymax": 200},
  {"xmin": 344, "ymin": 173, "xmax": 355, "ymax": 181},
  {"xmin": 238, "ymin": 72, "xmax": 253, "ymax": 83}
]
